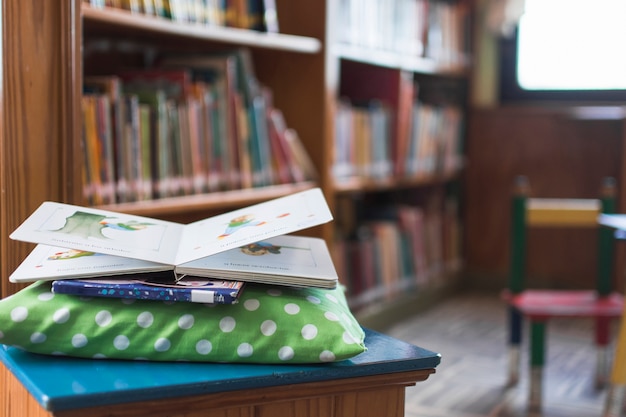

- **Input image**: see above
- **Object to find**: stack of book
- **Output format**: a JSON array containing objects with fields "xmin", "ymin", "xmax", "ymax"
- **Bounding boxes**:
[{"xmin": 9, "ymin": 188, "xmax": 338, "ymax": 305}]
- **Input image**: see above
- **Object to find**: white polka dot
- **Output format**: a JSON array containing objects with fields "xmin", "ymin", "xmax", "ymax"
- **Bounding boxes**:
[
  {"xmin": 11, "ymin": 306, "xmax": 28, "ymax": 322},
  {"xmin": 0, "ymin": 331, "xmax": 4, "ymax": 339},
  {"xmin": 267, "ymin": 289, "xmax": 282, "ymax": 297},
  {"xmin": 196, "ymin": 340, "xmax": 212, "ymax": 355},
  {"xmin": 113, "ymin": 335, "xmax": 130, "ymax": 350},
  {"xmin": 319, "ymin": 350, "xmax": 336, "ymax": 362},
  {"xmin": 324, "ymin": 311, "xmax": 340, "ymax": 321},
  {"xmin": 30, "ymin": 332, "xmax": 46, "ymax": 344},
  {"xmin": 178, "ymin": 314, "xmax": 194, "ymax": 329},
  {"xmin": 53, "ymin": 308, "xmax": 70, "ymax": 324},
  {"xmin": 219, "ymin": 316, "xmax": 236, "ymax": 332},
  {"xmin": 301, "ymin": 324, "xmax": 318, "ymax": 340},
  {"xmin": 306, "ymin": 295, "xmax": 321, "ymax": 304},
  {"xmin": 278, "ymin": 346, "xmax": 294, "ymax": 361},
  {"xmin": 95, "ymin": 310, "xmax": 112, "ymax": 327},
  {"xmin": 325, "ymin": 294, "xmax": 339, "ymax": 304},
  {"xmin": 237, "ymin": 343, "xmax": 253, "ymax": 357},
  {"xmin": 72, "ymin": 334, "xmax": 88, "ymax": 348},
  {"xmin": 137, "ymin": 312, "xmax": 154, "ymax": 328},
  {"xmin": 154, "ymin": 338, "xmax": 171, "ymax": 352},
  {"xmin": 244, "ymin": 299, "xmax": 260, "ymax": 311},
  {"xmin": 121, "ymin": 298, "xmax": 135, "ymax": 305},
  {"xmin": 260, "ymin": 320, "xmax": 277, "ymax": 336},
  {"xmin": 38, "ymin": 292, "xmax": 54, "ymax": 301},
  {"xmin": 93, "ymin": 353, "xmax": 107, "ymax": 359},
  {"xmin": 284, "ymin": 303, "xmax": 300, "ymax": 315},
  {"xmin": 343, "ymin": 331, "xmax": 359, "ymax": 345}
]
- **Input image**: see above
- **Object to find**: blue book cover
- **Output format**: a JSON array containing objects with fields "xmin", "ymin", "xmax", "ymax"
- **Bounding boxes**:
[{"xmin": 51, "ymin": 274, "xmax": 244, "ymax": 304}]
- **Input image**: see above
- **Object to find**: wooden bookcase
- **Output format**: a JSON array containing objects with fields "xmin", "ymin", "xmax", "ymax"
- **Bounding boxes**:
[{"xmin": 1, "ymin": 0, "xmax": 471, "ymax": 311}]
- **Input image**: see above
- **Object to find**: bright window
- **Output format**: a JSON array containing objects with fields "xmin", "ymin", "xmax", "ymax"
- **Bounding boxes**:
[{"xmin": 516, "ymin": 0, "xmax": 626, "ymax": 91}]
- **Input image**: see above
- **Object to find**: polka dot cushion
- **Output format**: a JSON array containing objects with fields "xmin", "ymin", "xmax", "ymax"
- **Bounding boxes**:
[{"xmin": 0, "ymin": 281, "xmax": 366, "ymax": 363}]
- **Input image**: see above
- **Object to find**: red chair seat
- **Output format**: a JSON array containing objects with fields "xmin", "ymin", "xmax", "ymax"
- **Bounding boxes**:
[{"xmin": 509, "ymin": 290, "xmax": 623, "ymax": 319}]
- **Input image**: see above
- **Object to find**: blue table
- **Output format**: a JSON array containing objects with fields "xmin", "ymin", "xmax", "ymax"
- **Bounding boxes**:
[{"xmin": 0, "ymin": 328, "xmax": 440, "ymax": 417}]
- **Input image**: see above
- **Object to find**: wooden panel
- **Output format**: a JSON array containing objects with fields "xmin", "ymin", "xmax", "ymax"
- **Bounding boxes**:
[
  {"xmin": 0, "ymin": 366, "xmax": 52, "ymax": 417},
  {"xmin": 464, "ymin": 107, "xmax": 623, "ymax": 290},
  {"xmin": 1, "ymin": 0, "xmax": 81, "ymax": 298},
  {"xmin": 255, "ymin": 396, "xmax": 334, "ymax": 417},
  {"xmin": 181, "ymin": 407, "xmax": 253, "ymax": 417},
  {"xmin": 334, "ymin": 386, "xmax": 407, "ymax": 417}
]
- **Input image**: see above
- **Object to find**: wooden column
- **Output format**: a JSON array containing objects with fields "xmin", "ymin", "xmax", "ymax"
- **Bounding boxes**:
[{"xmin": 1, "ymin": 0, "xmax": 82, "ymax": 298}]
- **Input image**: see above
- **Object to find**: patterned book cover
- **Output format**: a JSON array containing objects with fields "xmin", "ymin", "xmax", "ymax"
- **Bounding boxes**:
[{"xmin": 51, "ymin": 274, "xmax": 244, "ymax": 304}]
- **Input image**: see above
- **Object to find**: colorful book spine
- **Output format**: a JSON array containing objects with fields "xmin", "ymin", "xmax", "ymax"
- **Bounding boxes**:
[{"xmin": 80, "ymin": 48, "xmax": 315, "ymax": 203}]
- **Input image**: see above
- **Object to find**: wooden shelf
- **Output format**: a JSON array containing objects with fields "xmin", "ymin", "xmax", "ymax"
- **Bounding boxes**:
[
  {"xmin": 332, "ymin": 43, "xmax": 470, "ymax": 77},
  {"xmin": 332, "ymin": 170, "xmax": 462, "ymax": 195},
  {"xmin": 96, "ymin": 182, "xmax": 318, "ymax": 217},
  {"xmin": 82, "ymin": 5, "xmax": 322, "ymax": 53}
]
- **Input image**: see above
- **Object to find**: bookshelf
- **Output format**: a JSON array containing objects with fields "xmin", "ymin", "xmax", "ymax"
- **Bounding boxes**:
[
  {"xmin": 1, "ymin": 0, "xmax": 470, "ymax": 312},
  {"xmin": 329, "ymin": 0, "xmax": 470, "ymax": 314}
]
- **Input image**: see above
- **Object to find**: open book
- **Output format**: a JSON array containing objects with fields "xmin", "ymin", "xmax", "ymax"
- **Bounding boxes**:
[{"xmin": 10, "ymin": 188, "xmax": 338, "ymax": 288}]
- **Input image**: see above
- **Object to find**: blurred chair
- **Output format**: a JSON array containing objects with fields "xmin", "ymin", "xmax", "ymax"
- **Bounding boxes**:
[{"xmin": 504, "ymin": 175, "xmax": 623, "ymax": 412}]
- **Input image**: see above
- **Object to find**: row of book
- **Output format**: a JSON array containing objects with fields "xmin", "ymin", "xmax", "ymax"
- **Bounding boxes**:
[
  {"xmin": 333, "ymin": 196, "xmax": 462, "ymax": 310},
  {"xmin": 335, "ymin": 0, "xmax": 470, "ymax": 65},
  {"xmin": 82, "ymin": 48, "xmax": 316, "ymax": 205},
  {"xmin": 84, "ymin": 0, "xmax": 279, "ymax": 32},
  {"xmin": 332, "ymin": 96, "xmax": 464, "ymax": 181}
]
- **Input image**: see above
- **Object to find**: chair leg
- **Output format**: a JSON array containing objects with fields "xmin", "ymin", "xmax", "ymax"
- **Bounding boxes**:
[
  {"xmin": 507, "ymin": 307, "xmax": 523, "ymax": 386},
  {"xmin": 529, "ymin": 319, "xmax": 546, "ymax": 413},
  {"xmin": 603, "ymin": 385, "xmax": 625, "ymax": 417},
  {"xmin": 597, "ymin": 346, "xmax": 611, "ymax": 390},
  {"xmin": 603, "ymin": 305, "xmax": 626, "ymax": 417},
  {"xmin": 596, "ymin": 316, "xmax": 612, "ymax": 389}
]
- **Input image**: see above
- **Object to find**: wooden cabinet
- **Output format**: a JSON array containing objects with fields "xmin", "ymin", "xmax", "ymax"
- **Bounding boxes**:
[
  {"xmin": 1, "ymin": 1, "xmax": 471, "ymax": 312},
  {"xmin": 0, "ymin": 329, "xmax": 440, "ymax": 417}
]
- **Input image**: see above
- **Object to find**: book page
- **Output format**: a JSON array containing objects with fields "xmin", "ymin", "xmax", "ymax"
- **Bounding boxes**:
[
  {"xmin": 178, "ymin": 235, "xmax": 338, "ymax": 283},
  {"xmin": 174, "ymin": 188, "xmax": 333, "ymax": 264},
  {"xmin": 10, "ymin": 188, "xmax": 332, "ymax": 267},
  {"xmin": 10, "ymin": 202, "xmax": 185, "ymax": 264},
  {"xmin": 9, "ymin": 244, "xmax": 171, "ymax": 283}
]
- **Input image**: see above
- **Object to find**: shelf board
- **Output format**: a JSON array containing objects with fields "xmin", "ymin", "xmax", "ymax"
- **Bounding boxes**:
[
  {"xmin": 332, "ymin": 43, "xmax": 469, "ymax": 76},
  {"xmin": 332, "ymin": 170, "xmax": 461, "ymax": 195},
  {"xmin": 95, "ymin": 182, "xmax": 318, "ymax": 218},
  {"xmin": 82, "ymin": 5, "xmax": 322, "ymax": 54},
  {"xmin": 565, "ymin": 106, "xmax": 626, "ymax": 121}
]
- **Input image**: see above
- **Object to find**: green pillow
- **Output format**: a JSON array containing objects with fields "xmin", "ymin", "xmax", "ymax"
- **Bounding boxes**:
[{"xmin": 0, "ymin": 281, "xmax": 366, "ymax": 363}]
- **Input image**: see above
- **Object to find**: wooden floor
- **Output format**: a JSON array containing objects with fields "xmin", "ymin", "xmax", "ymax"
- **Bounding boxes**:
[{"xmin": 385, "ymin": 291, "xmax": 616, "ymax": 417}]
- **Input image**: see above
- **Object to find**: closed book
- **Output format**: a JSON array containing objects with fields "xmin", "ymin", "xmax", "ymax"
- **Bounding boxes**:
[{"xmin": 52, "ymin": 274, "xmax": 244, "ymax": 304}]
